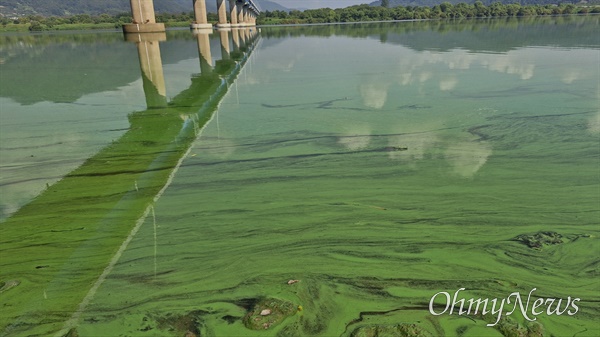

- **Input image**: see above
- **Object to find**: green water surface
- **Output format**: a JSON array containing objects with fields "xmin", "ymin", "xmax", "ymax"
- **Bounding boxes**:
[{"xmin": 0, "ymin": 17, "xmax": 598, "ymax": 337}]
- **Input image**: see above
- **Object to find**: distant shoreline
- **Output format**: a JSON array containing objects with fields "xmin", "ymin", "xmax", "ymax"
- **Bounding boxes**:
[
  {"xmin": 1, "ymin": 10, "xmax": 599, "ymax": 33},
  {"xmin": 0, "ymin": 21, "xmax": 195, "ymax": 33}
]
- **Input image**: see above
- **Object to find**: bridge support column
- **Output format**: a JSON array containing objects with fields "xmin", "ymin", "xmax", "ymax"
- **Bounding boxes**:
[
  {"xmin": 237, "ymin": 3, "xmax": 246, "ymax": 26},
  {"xmin": 191, "ymin": 0, "xmax": 212, "ymax": 29},
  {"xmin": 123, "ymin": 0, "xmax": 165, "ymax": 33},
  {"xmin": 216, "ymin": 0, "xmax": 230, "ymax": 28},
  {"xmin": 244, "ymin": 8, "xmax": 253, "ymax": 26},
  {"xmin": 229, "ymin": 0, "xmax": 239, "ymax": 27}
]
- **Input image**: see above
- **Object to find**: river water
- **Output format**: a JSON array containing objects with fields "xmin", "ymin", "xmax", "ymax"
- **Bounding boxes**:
[{"xmin": 0, "ymin": 16, "xmax": 598, "ymax": 337}]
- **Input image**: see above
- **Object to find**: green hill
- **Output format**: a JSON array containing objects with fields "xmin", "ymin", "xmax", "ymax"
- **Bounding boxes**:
[
  {"xmin": 371, "ymin": 0, "xmax": 578, "ymax": 6},
  {"xmin": 0, "ymin": 0, "xmax": 188, "ymax": 16},
  {"xmin": 0, "ymin": 0, "xmax": 288, "ymax": 17}
]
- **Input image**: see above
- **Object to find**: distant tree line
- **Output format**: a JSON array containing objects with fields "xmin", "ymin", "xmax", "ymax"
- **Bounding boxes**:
[
  {"xmin": 1, "ymin": 12, "xmax": 222, "ymax": 31},
  {"xmin": 258, "ymin": 2, "xmax": 599, "ymax": 25},
  {"xmin": 372, "ymin": 0, "xmax": 600, "ymax": 8},
  {"xmin": 1, "ymin": 2, "xmax": 598, "ymax": 31},
  {"xmin": 0, "ymin": 0, "xmax": 191, "ymax": 17}
]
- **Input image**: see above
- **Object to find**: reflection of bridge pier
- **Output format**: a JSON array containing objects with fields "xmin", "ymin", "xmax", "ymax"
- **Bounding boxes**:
[
  {"xmin": 193, "ymin": 28, "xmax": 259, "ymax": 76},
  {"xmin": 220, "ymin": 29, "xmax": 231, "ymax": 60},
  {"xmin": 195, "ymin": 30, "xmax": 214, "ymax": 75},
  {"xmin": 125, "ymin": 33, "xmax": 168, "ymax": 108},
  {"xmin": 124, "ymin": 27, "xmax": 260, "ymax": 109},
  {"xmin": 238, "ymin": 27, "xmax": 247, "ymax": 47},
  {"xmin": 232, "ymin": 27, "xmax": 241, "ymax": 52},
  {"xmin": 2, "ymin": 24, "xmax": 261, "ymax": 337}
]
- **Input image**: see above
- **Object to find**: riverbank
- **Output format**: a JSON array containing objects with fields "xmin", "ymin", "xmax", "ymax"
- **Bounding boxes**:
[
  {"xmin": 2, "ymin": 2, "xmax": 598, "ymax": 33},
  {"xmin": 0, "ymin": 21, "xmax": 198, "ymax": 33}
]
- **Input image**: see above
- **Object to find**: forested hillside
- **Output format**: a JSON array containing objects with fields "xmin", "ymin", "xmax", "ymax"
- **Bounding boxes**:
[
  {"xmin": 0, "ymin": 0, "xmax": 189, "ymax": 16},
  {"xmin": 0, "ymin": 0, "xmax": 288, "ymax": 17},
  {"xmin": 370, "ymin": 0, "xmax": 582, "ymax": 7}
]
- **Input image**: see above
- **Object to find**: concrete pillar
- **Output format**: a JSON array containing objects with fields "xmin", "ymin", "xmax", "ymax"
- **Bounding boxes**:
[
  {"xmin": 219, "ymin": 30, "xmax": 230, "ymax": 60},
  {"xmin": 191, "ymin": 0, "xmax": 212, "ymax": 29},
  {"xmin": 244, "ymin": 8, "xmax": 250, "ymax": 25},
  {"xmin": 216, "ymin": 0, "xmax": 230, "ymax": 28},
  {"xmin": 125, "ymin": 33, "xmax": 168, "ymax": 108},
  {"xmin": 130, "ymin": 0, "xmax": 156, "ymax": 23},
  {"xmin": 195, "ymin": 30, "xmax": 213, "ymax": 74},
  {"xmin": 237, "ymin": 3, "xmax": 246, "ymax": 26},
  {"xmin": 229, "ymin": 0, "xmax": 238, "ymax": 26},
  {"xmin": 123, "ymin": 0, "xmax": 165, "ymax": 33}
]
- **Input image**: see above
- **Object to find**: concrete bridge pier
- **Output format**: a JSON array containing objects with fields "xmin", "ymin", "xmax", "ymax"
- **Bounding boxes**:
[
  {"xmin": 216, "ymin": 0, "xmax": 230, "ymax": 28},
  {"xmin": 249, "ymin": 10, "xmax": 257, "ymax": 25},
  {"xmin": 123, "ymin": 0, "xmax": 165, "ymax": 33},
  {"xmin": 191, "ymin": 0, "xmax": 213, "ymax": 29},
  {"xmin": 244, "ymin": 8, "xmax": 250, "ymax": 25},
  {"xmin": 229, "ymin": 0, "xmax": 239, "ymax": 27},
  {"xmin": 237, "ymin": 3, "xmax": 247, "ymax": 26}
]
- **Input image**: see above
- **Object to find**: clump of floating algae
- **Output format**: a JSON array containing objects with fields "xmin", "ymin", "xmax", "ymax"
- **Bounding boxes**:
[
  {"xmin": 155, "ymin": 310, "xmax": 208, "ymax": 337},
  {"xmin": 477, "ymin": 314, "xmax": 546, "ymax": 337},
  {"xmin": 243, "ymin": 297, "xmax": 297, "ymax": 330},
  {"xmin": 0, "ymin": 280, "xmax": 20, "ymax": 293},
  {"xmin": 512, "ymin": 231, "xmax": 563, "ymax": 249},
  {"xmin": 496, "ymin": 318, "xmax": 545, "ymax": 337},
  {"xmin": 349, "ymin": 323, "xmax": 434, "ymax": 337}
]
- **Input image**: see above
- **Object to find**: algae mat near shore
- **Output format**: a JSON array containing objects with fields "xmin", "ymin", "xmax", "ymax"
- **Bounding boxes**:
[{"xmin": 1, "ymin": 18, "xmax": 599, "ymax": 337}]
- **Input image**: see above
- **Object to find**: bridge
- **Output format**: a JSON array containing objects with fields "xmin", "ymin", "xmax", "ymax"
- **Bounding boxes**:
[{"xmin": 123, "ymin": 0, "xmax": 261, "ymax": 33}]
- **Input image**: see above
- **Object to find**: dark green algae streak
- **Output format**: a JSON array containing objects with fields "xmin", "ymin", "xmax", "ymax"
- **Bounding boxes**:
[
  {"xmin": 0, "ymin": 32, "xmax": 259, "ymax": 336},
  {"xmin": 1, "ymin": 18, "xmax": 599, "ymax": 337}
]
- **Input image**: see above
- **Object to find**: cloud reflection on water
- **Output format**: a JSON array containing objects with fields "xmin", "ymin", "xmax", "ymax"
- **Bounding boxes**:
[
  {"xmin": 386, "ymin": 132, "xmax": 491, "ymax": 178},
  {"xmin": 445, "ymin": 139, "xmax": 493, "ymax": 178},
  {"xmin": 359, "ymin": 76, "xmax": 390, "ymax": 109}
]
